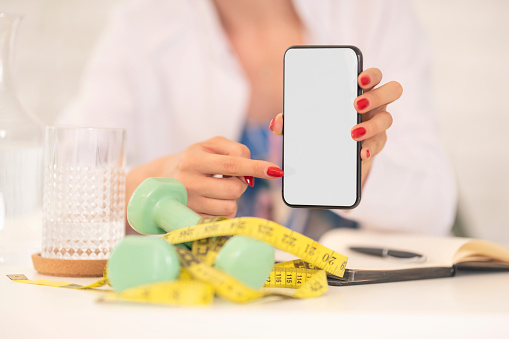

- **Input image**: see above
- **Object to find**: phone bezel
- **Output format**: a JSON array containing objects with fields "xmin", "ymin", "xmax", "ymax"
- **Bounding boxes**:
[{"xmin": 282, "ymin": 45, "xmax": 363, "ymax": 209}]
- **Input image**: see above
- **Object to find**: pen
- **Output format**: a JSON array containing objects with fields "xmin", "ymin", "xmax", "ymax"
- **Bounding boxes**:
[{"xmin": 349, "ymin": 246, "xmax": 427, "ymax": 262}]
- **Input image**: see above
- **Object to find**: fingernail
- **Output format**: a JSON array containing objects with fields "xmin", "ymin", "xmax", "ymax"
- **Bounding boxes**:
[
  {"xmin": 360, "ymin": 76, "xmax": 370, "ymax": 86},
  {"xmin": 269, "ymin": 118, "xmax": 275, "ymax": 131},
  {"xmin": 366, "ymin": 149, "xmax": 371, "ymax": 159},
  {"xmin": 267, "ymin": 167, "xmax": 284, "ymax": 177},
  {"xmin": 356, "ymin": 98, "xmax": 369, "ymax": 110},
  {"xmin": 351, "ymin": 127, "xmax": 366, "ymax": 139},
  {"xmin": 244, "ymin": 176, "xmax": 254, "ymax": 187}
]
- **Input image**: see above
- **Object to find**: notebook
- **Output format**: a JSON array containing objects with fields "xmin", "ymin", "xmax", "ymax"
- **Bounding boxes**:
[{"xmin": 317, "ymin": 229, "xmax": 509, "ymax": 286}]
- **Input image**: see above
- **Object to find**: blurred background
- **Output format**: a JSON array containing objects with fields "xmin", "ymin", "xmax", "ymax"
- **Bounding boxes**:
[{"xmin": 2, "ymin": 0, "xmax": 508, "ymax": 243}]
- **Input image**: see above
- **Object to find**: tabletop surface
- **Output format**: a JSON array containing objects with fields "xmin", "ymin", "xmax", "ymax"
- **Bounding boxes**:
[{"xmin": 2, "ymin": 263, "xmax": 509, "ymax": 339}]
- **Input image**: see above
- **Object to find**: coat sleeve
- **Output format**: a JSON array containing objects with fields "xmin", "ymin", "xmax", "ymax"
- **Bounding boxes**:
[{"xmin": 335, "ymin": 0, "xmax": 458, "ymax": 235}]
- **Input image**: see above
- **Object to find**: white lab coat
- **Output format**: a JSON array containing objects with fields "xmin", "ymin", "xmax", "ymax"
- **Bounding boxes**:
[{"xmin": 60, "ymin": 0, "xmax": 457, "ymax": 235}]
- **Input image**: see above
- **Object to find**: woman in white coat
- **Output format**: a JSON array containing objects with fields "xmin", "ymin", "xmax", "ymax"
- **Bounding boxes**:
[{"xmin": 61, "ymin": 0, "xmax": 457, "ymax": 238}]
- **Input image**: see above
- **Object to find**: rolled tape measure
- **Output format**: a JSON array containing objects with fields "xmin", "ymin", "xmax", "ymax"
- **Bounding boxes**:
[
  {"xmin": 8, "ymin": 217, "xmax": 348, "ymax": 306},
  {"xmin": 162, "ymin": 217, "xmax": 348, "ymax": 277}
]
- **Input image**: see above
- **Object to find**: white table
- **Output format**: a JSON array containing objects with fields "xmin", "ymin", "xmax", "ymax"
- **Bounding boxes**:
[{"xmin": 2, "ymin": 264, "xmax": 509, "ymax": 339}]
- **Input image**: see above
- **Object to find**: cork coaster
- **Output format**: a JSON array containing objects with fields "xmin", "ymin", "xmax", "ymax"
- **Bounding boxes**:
[{"xmin": 32, "ymin": 253, "xmax": 107, "ymax": 277}]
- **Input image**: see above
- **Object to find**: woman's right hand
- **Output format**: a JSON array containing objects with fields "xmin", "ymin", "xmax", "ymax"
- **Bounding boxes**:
[{"xmin": 126, "ymin": 136, "xmax": 284, "ymax": 219}]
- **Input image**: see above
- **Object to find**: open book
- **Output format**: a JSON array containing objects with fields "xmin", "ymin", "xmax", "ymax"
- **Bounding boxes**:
[{"xmin": 318, "ymin": 229, "xmax": 509, "ymax": 286}]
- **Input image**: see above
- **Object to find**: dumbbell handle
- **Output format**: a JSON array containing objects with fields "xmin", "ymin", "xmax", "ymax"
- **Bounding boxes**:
[{"xmin": 153, "ymin": 197, "xmax": 201, "ymax": 232}]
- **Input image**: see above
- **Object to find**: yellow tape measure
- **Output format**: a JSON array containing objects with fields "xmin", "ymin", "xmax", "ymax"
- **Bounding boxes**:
[
  {"xmin": 8, "ymin": 217, "xmax": 347, "ymax": 306},
  {"xmin": 266, "ymin": 260, "xmax": 320, "ymax": 288},
  {"xmin": 162, "ymin": 217, "xmax": 348, "ymax": 277},
  {"xmin": 7, "ymin": 267, "xmax": 109, "ymax": 290}
]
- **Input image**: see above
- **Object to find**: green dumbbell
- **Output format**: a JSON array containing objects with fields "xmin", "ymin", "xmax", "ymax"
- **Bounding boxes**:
[
  {"xmin": 107, "ymin": 236, "xmax": 181, "ymax": 293},
  {"xmin": 124, "ymin": 177, "xmax": 274, "ymax": 289},
  {"xmin": 107, "ymin": 234, "xmax": 275, "ymax": 293}
]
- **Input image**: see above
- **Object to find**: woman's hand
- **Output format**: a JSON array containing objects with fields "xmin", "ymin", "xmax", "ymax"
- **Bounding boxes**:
[
  {"xmin": 126, "ymin": 136, "xmax": 283, "ymax": 219},
  {"xmin": 269, "ymin": 68, "xmax": 402, "ymax": 187}
]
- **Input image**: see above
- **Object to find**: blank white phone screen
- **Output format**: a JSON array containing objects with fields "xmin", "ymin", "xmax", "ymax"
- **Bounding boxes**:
[{"xmin": 283, "ymin": 47, "xmax": 360, "ymax": 208}]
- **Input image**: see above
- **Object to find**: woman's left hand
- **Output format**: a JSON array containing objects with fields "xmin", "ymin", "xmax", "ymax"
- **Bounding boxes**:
[{"xmin": 269, "ymin": 67, "xmax": 403, "ymax": 187}]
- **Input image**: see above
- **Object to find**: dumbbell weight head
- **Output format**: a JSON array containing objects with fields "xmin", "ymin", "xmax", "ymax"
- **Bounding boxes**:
[
  {"xmin": 107, "ymin": 236, "xmax": 181, "ymax": 293},
  {"xmin": 215, "ymin": 235, "xmax": 275, "ymax": 289},
  {"xmin": 127, "ymin": 177, "xmax": 201, "ymax": 234}
]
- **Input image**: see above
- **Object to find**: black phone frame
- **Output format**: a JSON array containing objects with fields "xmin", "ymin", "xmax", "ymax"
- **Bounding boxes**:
[{"xmin": 281, "ymin": 45, "xmax": 363, "ymax": 209}]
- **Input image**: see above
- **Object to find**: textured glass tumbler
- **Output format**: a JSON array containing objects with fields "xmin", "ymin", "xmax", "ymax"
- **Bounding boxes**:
[{"xmin": 42, "ymin": 127, "xmax": 126, "ymax": 260}]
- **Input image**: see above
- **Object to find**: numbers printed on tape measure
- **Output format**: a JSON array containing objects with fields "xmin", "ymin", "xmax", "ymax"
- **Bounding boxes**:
[
  {"xmin": 305, "ymin": 244, "xmax": 316, "ymax": 256},
  {"xmin": 258, "ymin": 223, "xmax": 273, "ymax": 236},
  {"xmin": 192, "ymin": 236, "xmax": 229, "ymax": 265},
  {"xmin": 282, "ymin": 234, "xmax": 297, "ymax": 246}
]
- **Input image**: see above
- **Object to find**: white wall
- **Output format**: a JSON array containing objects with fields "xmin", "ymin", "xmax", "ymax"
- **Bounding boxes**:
[
  {"xmin": 2, "ymin": 0, "xmax": 123, "ymax": 123},
  {"xmin": 411, "ymin": 0, "xmax": 509, "ymax": 242},
  {"xmin": 2, "ymin": 0, "xmax": 508, "ymax": 243}
]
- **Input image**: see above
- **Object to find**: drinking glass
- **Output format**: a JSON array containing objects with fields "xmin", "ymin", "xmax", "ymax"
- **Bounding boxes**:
[{"xmin": 42, "ymin": 127, "xmax": 126, "ymax": 259}]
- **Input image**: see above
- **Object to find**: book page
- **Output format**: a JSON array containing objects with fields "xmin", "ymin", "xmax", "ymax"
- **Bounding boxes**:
[
  {"xmin": 318, "ymin": 229, "xmax": 473, "ymax": 271},
  {"xmin": 454, "ymin": 241, "xmax": 509, "ymax": 264}
]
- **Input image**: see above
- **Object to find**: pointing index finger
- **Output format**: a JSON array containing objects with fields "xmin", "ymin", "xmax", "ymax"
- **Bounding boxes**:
[{"xmin": 199, "ymin": 153, "xmax": 284, "ymax": 179}]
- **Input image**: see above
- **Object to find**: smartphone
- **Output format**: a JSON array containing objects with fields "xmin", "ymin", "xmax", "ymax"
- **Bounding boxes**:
[{"xmin": 282, "ymin": 45, "xmax": 362, "ymax": 209}]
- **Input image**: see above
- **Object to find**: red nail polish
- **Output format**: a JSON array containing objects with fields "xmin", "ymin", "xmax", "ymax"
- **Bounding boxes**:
[
  {"xmin": 244, "ymin": 176, "xmax": 254, "ymax": 187},
  {"xmin": 267, "ymin": 167, "xmax": 284, "ymax": 177},
  {"xmin": 366, "ymin": 149, "xmax": 371, "ymax": 159},
  {"xmin": 356, "ymin": 98, "xmax": 369, "ymax": 110},
  {"xmin": 351, "ymin": 127, "xmax": 366, "ymax": 139},
  {"xmin": 360, "ymin": 76, "xmax": 370, "ymax": 86},
  {"xmin": 269, "ymin": 118, "xmax": 275, "ymax": 131}
]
